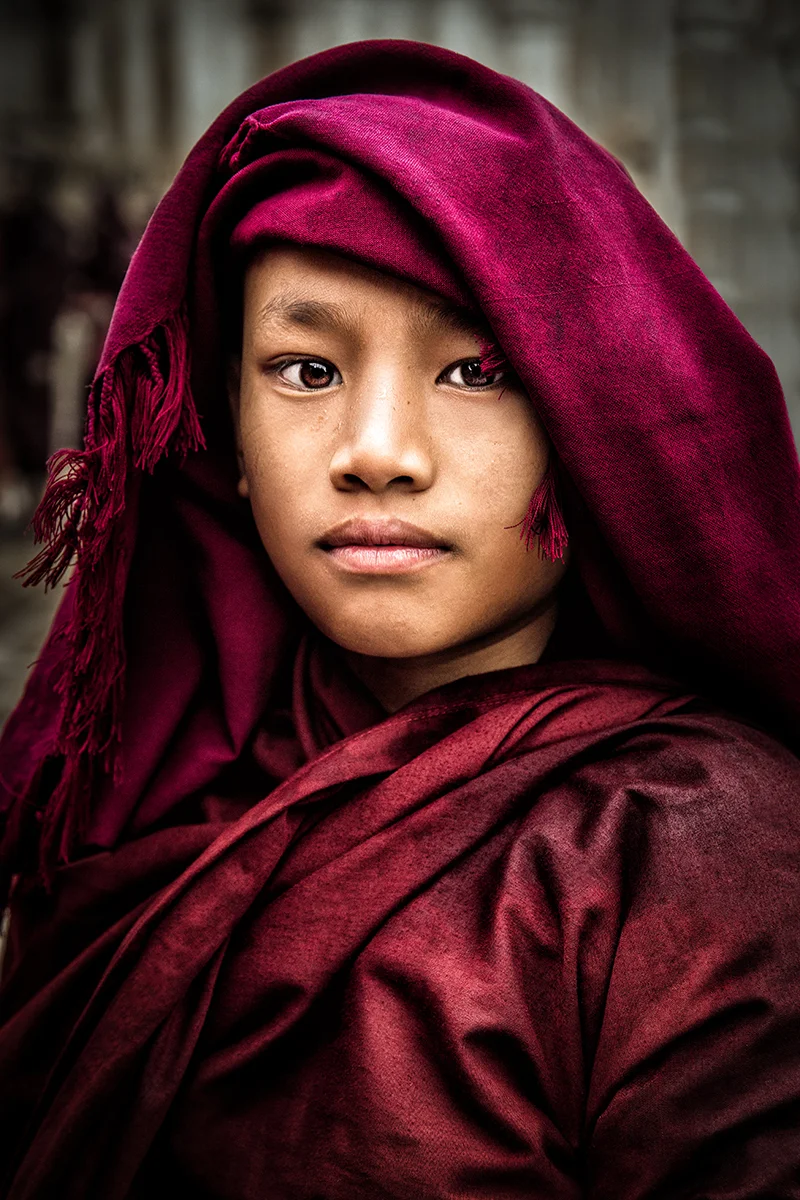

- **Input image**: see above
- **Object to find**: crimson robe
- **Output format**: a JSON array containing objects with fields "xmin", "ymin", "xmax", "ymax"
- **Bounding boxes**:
[{"xmin": 2, "ymin": 638, "xmax": 799, "ymax": 1198}]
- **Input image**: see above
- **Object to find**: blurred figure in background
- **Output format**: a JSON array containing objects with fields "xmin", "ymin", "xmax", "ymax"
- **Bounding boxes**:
[
  {"xmin": 0, "ymin": 161, "xmax": 70, "ymax": 528},
  {"xmin": 49, "ymin": 183, "xmax": 138, "ymax": 456},
  {"xmin": 0, "ymin": 171, "xmax": 139, "ymax": 727},
  {"xmin": 78, "ymin": 186, "xmax": 132, "ymax": 301}
]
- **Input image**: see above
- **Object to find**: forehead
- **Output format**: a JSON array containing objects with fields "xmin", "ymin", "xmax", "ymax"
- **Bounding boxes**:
[{"xmin": 244, "ymin": 243, "xmax": 484, "ymax": 341}]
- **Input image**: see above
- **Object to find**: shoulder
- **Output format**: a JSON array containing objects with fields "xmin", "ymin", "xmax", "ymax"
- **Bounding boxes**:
[
  {"xmin": 557, "ymin": 702, "xmax": 800, "ymax": 832},
  {"xmin": 516, "ymin": 702, "xmax": 800, "ymax": 920},
  {"xmin": 577, "ymin": 712, "xmax": 800, "ymax": 1194}
]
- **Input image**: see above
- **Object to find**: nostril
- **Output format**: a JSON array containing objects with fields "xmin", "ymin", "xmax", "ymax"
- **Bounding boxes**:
[{"xmin": 340, "ymin": 473, "xmax": 416, "ymax": 489}]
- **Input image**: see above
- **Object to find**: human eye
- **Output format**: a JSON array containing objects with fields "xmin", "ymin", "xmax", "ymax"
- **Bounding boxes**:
[
  {"xmin": 272, "ymin": 357, "xmax": 342, "ymax": 391},
  {"xmin": 437, "ymin": 358, "xmax": 510, "ymax": 390}
]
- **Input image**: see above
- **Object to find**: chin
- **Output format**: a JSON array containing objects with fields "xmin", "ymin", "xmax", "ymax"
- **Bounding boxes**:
[{"xmin": 312, "ymin": 611, "xmax": 452, "ymax": 661}]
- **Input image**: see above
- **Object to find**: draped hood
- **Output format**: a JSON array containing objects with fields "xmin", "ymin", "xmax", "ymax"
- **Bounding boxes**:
[{"xmin": 1, "ymin": 38, "xmax": 798, "ymax": 884}]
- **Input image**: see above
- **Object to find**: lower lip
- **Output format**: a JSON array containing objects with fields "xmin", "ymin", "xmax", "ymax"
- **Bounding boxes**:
[{"xmin": 322, "ymin": 545, "xmax": 451, "ymax": 574}]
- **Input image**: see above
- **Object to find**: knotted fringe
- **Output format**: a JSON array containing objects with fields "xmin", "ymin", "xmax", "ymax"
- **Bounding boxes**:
[
  {"xmin": 15, "ymin": 304, "xmax": 204, "ymax": 880},
  {"xmin": 506, "ymin": 457, "xmax": 569, "ymax": 561}
]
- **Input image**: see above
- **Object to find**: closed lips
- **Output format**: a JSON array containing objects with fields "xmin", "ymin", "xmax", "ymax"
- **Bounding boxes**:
[{"xmin": 318, "ymin": 519, "xmax": 451, "ymax": 549}]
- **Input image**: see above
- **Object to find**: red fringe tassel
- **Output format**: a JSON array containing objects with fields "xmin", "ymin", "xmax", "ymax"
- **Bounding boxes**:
[
  {"xmin": 506, "ymin": 458, "xmax": 569, "ymax": 561},
  {"xmin": 15, "ymin": 304, "xmax": 205, "ymax": 878}
]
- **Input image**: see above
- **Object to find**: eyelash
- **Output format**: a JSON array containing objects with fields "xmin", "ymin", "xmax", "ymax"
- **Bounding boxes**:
[{"xmin": 269, "ymin": 357, "xmax": 510, "ymax": 392}]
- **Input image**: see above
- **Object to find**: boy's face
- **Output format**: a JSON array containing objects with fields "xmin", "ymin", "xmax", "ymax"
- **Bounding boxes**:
[{"xmin": 232, "ymin": 244, "xmax": 566, "ymax": 672}]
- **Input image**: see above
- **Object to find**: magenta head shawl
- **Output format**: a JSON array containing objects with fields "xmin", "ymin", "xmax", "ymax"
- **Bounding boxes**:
[{"xmin": 1, "ymin": 39, "xmax": 799, "ymax": 882}]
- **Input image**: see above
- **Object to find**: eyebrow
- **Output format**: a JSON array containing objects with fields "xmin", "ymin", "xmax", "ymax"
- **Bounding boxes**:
[
  {"xmin": 255, "ymin": 296, "xmax": 351, "ymax": 333},
  {"xmin": 254, "ymin": 292, "xmax": 484, "ymax": 342},
  {"xmin": 410, "ymin": 299, "xmax": 483, "ymax": 341}
]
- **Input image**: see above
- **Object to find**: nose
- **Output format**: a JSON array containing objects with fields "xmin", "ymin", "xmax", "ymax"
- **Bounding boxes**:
[{"xmin": 328, "ymin": 372, "xmax": 435, "ymax": 494}]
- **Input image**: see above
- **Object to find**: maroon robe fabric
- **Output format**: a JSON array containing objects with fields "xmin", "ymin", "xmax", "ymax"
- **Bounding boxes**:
[
  {"xmin": 3, "ymin": 642, "xmax": 800, "ymax": 1196},
  {"xmin": 1, "ymin": 39, "xmax": 800, "ymax": 1199}
]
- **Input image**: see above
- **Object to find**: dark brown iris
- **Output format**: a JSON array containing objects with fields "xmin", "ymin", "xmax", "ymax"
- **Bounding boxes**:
[
  {"xmin": 300, "ymin": 360, "xmax": 335, "ymax": 388},
  {"xmin": 461, "ymin": 359, "xmax": 492, "ymax": 386}
]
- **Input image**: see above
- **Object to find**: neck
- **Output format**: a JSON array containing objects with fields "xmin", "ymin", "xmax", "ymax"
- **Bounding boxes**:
[{"xmin": 341, "ymin": 595, "xmax": 559, "ymax": 714}]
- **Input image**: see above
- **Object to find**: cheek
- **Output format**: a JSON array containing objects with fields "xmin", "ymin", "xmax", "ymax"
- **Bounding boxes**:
[
  {"xmin": 449, "ymin": 416, "xmax": 553, "ymax": 594},
  {"xmin": 239, "ymin": 406, "xmax": 320, "ymax": 550},
  {"xmin": 453, "ymin": 418, "xmax": 548, "ymax": 540}
]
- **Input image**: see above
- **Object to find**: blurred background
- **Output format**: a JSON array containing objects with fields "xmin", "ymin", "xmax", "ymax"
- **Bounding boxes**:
[{"xmin": 0, "ymin": 0, "xmax": 798, "ymax": 726}]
